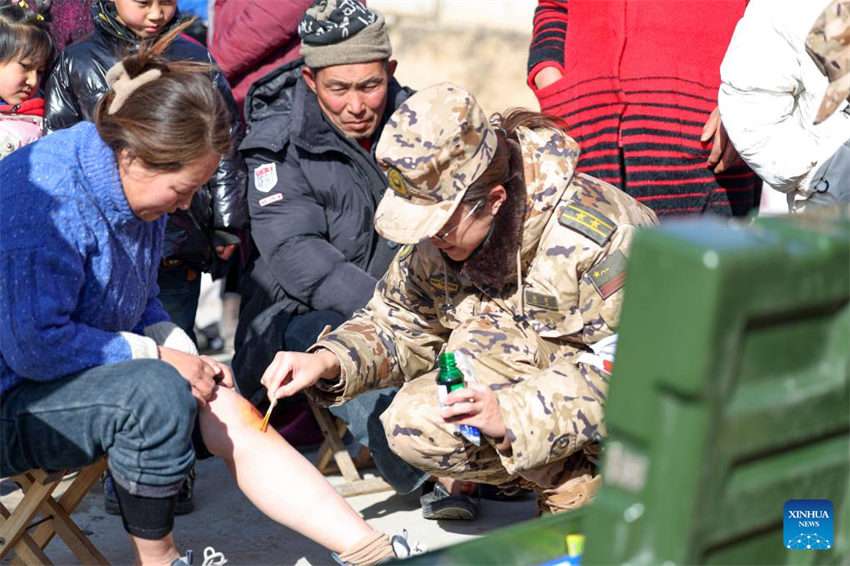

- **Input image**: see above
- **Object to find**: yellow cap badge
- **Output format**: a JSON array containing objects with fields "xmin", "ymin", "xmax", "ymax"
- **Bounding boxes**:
[{"xmin": 387, "ymin": 167, "xmax": 410, "ymax": 198}]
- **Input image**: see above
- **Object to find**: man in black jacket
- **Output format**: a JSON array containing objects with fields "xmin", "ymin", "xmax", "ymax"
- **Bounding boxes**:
[{"xmin": 234, "ymin": 0, "xmax": 480, "ymax": 519}]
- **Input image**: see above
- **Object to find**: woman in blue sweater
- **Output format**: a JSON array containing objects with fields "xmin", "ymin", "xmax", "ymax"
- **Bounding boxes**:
[{"xmin": 0, "ymin": 28, "xmax": 408, "ymax": 566}]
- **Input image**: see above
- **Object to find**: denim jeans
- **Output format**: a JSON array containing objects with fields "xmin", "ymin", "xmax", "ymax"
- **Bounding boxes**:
[
  {"xmin": 286, "ymin": 310, "xmax": 430, "ymax": 495},
  {"xmin": 158, "ymin": 263, "xmax": 202, "ymax": 344},
  {"xmin": 0, "ymin": 359, "xmax": 196, "ymax": 497}
]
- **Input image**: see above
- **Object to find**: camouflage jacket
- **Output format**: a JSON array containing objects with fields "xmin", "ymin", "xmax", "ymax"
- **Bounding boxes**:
[{"xmin": 309, "ymin": 126, "xmax": 658, "ymax": 470}]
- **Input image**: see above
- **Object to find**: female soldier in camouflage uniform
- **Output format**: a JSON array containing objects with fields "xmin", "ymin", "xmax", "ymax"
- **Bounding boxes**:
[{"xmin": 261, "ymin": 83, "xmax": 658, "ymax": 514}]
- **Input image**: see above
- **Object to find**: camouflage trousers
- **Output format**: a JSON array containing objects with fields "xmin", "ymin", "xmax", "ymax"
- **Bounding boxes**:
[{"xmin": 380, "ymin": 309, "xmax": 606, "ymax": 506}]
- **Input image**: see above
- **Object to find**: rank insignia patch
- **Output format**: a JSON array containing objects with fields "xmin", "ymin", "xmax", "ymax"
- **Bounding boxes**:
[
  {"xmin": 525, "ymin": 290, "xmax": 558, "ymax": 310},
  {"xmin": 588, "ymin": 250, "xmax": 627, "ymax": 298},
  {"xmin": 429, "ymin": 276, "xmax": 459, "ymax": 293},
  {"xmin": 397, "ymin": 244, "xmax": 415, "ymax": 262},
  {"xmin": 559, "ymin": 201, "xmax": 616, "ymax": 246}
]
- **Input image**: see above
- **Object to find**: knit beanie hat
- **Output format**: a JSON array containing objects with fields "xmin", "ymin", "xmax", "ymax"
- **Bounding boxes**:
[{"xmin": 298, "ymin": 0, "xmax": 392, "ymax": 69}]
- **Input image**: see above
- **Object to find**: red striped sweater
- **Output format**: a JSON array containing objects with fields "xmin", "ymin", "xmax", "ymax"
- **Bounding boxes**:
[{"xmin": 528, "ymin": 0, "xmax": 759, "ymax": 217}]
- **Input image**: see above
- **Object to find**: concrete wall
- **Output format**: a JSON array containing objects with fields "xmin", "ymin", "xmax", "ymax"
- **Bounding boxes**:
[{"xmin": 369, "ymin": 0, "xmax": 539, "ymax": 116}]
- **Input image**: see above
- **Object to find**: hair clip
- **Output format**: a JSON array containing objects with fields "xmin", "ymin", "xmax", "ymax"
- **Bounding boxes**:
[
  {"xmin": 488, "ymin": 116, "xmax": 507, "ymax": 138},
  {"xmin": 13, "ymin": 0, "xmax": 42, "ymax": 19}
]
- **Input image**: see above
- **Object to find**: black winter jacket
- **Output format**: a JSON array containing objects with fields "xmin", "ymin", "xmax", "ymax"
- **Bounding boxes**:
[
  {"xmin": 43, "ymin": 26, "xmax": 248, "ymax": 269},
  {"xmin": 234, "ymin": 59, "xmax": 412, "ymax": 382}
]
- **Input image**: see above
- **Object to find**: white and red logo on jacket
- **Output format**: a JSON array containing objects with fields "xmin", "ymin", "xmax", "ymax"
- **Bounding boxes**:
[{"xmin": 253, "ymin": 163, "xmax": 277, "ymax": 193}]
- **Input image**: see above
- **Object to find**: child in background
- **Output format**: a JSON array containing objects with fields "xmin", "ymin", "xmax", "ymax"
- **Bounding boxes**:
[
  {"xmin": 43, "ymin": 0, "xmax": 248, "ymax": 518},
  {"xmin": 0, "ymin": 1, "xmax": 53, "ymax": 159}
]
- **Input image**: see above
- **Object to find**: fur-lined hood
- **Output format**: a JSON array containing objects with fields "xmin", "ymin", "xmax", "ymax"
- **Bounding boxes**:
[{"xmin": 461, "ymin": 126, "xmax": 580, "ymax": 295}]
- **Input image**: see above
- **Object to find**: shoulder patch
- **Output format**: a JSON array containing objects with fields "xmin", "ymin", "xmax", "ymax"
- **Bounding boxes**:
[
  {"xmin": 525, "ymin": 290, "xmax": 558, "ymax": 310},
  {"xmin": 253, "ymin": 163, "xmax": 278, "ymax": 193},
  {"xmin": 559, "ymin": 201, "xmax": 616, "ymax": 246},
  {"xmin": 588, "ymin": 250, "xmax": 628, "ymax": 299}
]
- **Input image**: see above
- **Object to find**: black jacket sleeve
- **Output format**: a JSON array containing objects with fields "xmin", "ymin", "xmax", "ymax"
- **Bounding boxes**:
[
  {"xmin": 245, "ymin": 148, "xmax": 378, "ymax": 316},
  {"xmin": 207, "ymin": 63, "xmax": 249, "ymax": 234},
  {"xmin": 43, "ymin": 51, "xmax": 84, "ymax": 134}
]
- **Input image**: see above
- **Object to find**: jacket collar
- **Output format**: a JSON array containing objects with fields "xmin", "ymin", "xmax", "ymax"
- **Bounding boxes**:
[
  {"xmin": 0, "ymin": 97, "xmax": 45, "ymax": 116},
  {"xmin": 240, "ymin": 58, "xmax": 410, "ymax": 156},
  {"xmin": 291, "ymin": 75, "xmax": 409, "ymax": 156}
]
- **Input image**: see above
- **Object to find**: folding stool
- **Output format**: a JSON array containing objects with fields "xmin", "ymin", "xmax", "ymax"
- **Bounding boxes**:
[{"xmin": 0, "ymin": 458, "xmax": 109, "ymax": 565}]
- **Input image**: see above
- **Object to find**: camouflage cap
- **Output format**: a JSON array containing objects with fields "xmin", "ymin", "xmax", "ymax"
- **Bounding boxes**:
[
  {"xmin": 806, "ymin": 0, "xmax": 850, "ymax": 124},
  {"xmin": 374, "ymin": 83, "xmax": 498, "ymax": 244}
]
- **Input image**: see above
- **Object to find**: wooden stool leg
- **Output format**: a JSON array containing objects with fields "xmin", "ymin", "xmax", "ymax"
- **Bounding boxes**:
[
  {"xmin": 0, "ymin": 500, "xmax": 53, "ymax": 565},
  {"xmin": 1, "ymin": 459, "xmax": 109, "ymax": 565},
  {"xmin": 308, "ymin": 404, "xmax": 393, "ymax": 497},
  {"xmin": 0, "ymin": 473, "xmax": 62, "ymax": 561},
  {"xmin": 14, "ymin": 460, "xmax": 109, "ymax": 565}
]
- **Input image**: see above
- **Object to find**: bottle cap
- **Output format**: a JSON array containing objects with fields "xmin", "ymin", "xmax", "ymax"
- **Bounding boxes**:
[{"xmin": 566, "ymin": 534, "xmax": 585, "ymax": 557}]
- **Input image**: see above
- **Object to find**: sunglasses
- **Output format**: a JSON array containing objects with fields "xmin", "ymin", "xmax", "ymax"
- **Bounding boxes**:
[{"xmin": 432, "ymin": 200, "xmax": 483, "ymax": 243}]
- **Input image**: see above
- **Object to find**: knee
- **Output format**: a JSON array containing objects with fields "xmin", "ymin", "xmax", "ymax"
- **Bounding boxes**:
[
  {"xmin": 106, "ymin": 361, "xmax": 196, "ymax": 486},
  {"xmin": 197, "ymin": 386, "xmax": 261, "ymax": 456},
  {"xmin": 123, "ymin": 360, "xmax": 196, "ymax": 432},
  {"xmin": 381, "ymin": 387, "xmax": 461, "ymax": 472}
]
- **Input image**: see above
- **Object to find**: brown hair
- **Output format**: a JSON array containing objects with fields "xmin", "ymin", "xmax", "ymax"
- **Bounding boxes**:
[
  {"xmin": 0, "ymin": 1, "xmax": 53, "ymax": 67},
  {"xmin": 461, "ymin": 109, "xmax": 567, "ymax": 210},
  {"xmin": 94, "ymin": 20, "xmax": 231, "ymax": 171}
]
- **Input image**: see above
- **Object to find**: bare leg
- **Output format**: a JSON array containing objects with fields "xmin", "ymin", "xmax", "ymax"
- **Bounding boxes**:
[
  {"xmin": 198, "ymin": 386, "xmax": 375, "ymax": 552},
  {"xmin": 129, "ymin": 533, "xmax": 179, "ymax": 566}
]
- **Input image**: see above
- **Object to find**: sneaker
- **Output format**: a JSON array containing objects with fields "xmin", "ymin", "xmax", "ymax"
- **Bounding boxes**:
[
  {"xmin": 419, "ymin": 481, "xmax": 478, "ymax": 520},
  {"xmin": 103, "ymin": 469, "xmax": 195, "ymax": 516},
  {"xmin": 390, "ymin": 529, "xmax": 427, "ymax": 558},
  {"xmin": 170, "ymin": 547, "xmax": 227, "ymax": 566},
  {"xmin": 330, "ymin": 530, "xmax": 426, "ymax": 565}
]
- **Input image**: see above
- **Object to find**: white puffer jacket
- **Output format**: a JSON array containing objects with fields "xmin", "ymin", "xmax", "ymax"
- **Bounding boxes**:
[{"xmin": 719, "ymin": 0, "xmax": 850, "ymax": 213}]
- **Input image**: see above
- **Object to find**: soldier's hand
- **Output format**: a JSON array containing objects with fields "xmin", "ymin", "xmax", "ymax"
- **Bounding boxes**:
[
  {"xmin": 260, "ymin": 349, "xmax": 340, "ymax": 402},
  {"xmin": 441, "ymin": 382, "xmax": 507, "ymax": 440}
]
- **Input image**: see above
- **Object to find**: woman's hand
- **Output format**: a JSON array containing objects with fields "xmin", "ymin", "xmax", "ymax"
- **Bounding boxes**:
[
  {"xmin": 440, "ymin": 382, "xmax": 507, "ymax": 440},
  {"xmin": 260, "ymin": 348, "xmax": 341, "ymax": 402},
  {"xmin": 215, "ymin": 244, "xmax": 237, "ymax": 261},
  {"xmin": 701, "ymin": 107, "xmax": 740, "ymax": 174},
  {"xmin": 158, "ymin": 346, "xmax": 222, "ymax": 405},
  {"xmin": 199, "ymin": 355, "xmax": 235, "ymax": 389},
  {"xmin": 534, "ymin": 66, "xmax": 564, "ymax": 90}
]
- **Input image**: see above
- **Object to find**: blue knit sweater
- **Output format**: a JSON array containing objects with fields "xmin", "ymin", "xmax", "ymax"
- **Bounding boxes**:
[{"xmin": 0, "ymin": 122, "xmax": 169, "ymax": 395}]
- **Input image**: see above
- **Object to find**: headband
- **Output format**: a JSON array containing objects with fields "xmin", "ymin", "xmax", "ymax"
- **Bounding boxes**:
[{"xmin": 105, "ymin": 61, "xmax": 162, "ymax": 115}]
